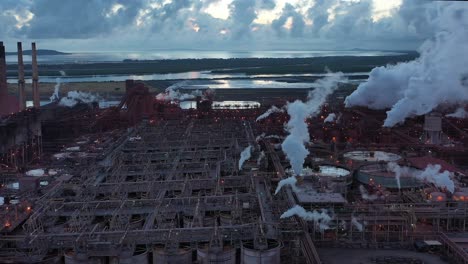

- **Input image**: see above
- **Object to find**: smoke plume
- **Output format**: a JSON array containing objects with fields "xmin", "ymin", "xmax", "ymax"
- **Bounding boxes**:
[
  {"xmin": 256, "ymin": 105, "xmax": 283, "ymax": 122},
  {"xmin": 156, "ymin": 83, "xmax": 201, "ymax": 101},
  {"xmin": 446, "ymin": 107, "xmax": 468, "ymax": 119},
  {"xmin": 257, "ymin": 151, "xmax": 265, "ymax": 166},
  {"xmin": 345, "ymin": 4, "xmax": 468, "ymax": 127},
  {"xmin": 323, "ymin": 113, "xmax": 336, "ymax": 123},
  {"xmin": 280, "ymin": 205, "xmax": 332, "ymax": 231},
  {"xmin": 50, "ymin": 70, "xmax": 66, "ymax": 102},
  {"xmin": 351, "ymin": 216, "xmax": 364, "ymax": 232},
  {"xmin": 275, "ymin": 176, "xmax": 300, "ymax": 194},
  {"xmin": 59, "ymin": 91, "xmax": 98, "ymax": 107},
  {"xmin": 387, "ymin": 162, "xmax": 404, "ymax": 190},
  {"xmin": 238, "ymin": 145, "xmax": 252, "ymax": 170},
  {"xmin": 387, "ymin": 162, "xmax": 455, "ymax": 193},
  {"xmin": 282, "ymin": 72, "xmax": 346, "ymax": 175},
  {"xmin": 359, "ymin": 185, "xmax": 379, "ymax": 201},
  {"xmin": 417, "ymin": 164, "xmax": 455, "ymax": 193}
]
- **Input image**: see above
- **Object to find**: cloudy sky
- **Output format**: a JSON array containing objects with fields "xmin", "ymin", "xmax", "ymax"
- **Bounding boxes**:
[{"xmin": 0, "ymin": 0, "xmax": 454, "ymax": 52}]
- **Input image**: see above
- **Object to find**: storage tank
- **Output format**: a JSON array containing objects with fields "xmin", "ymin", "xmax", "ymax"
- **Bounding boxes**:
[
  {"xmin": 197, "ymin": 245, "xmax": 236, "ymax": 264},
  {"xmin": 64, "ymin": 251, "xmax": 104, "ymax": 264},
  {"xmin": 356, "ymin": 163, "xmax": 423, "ymax": 189},
  {"xmin": 241, "ymin": 239, "xmax": 281, "ymax": 264},
  {"xmin": 220, "ymin": 212, "xmax": 233, "ymax": 226},
  {"xmin": 343, "ymin": 150, "xmax": 401, "ymax": 163},
  {"xmin": 153, "ymin": 246, "xmax": 192, "ymax": 264},
  {"xmin": 110, "ymin": 247, "xmax": 149, "ymax": 264}
]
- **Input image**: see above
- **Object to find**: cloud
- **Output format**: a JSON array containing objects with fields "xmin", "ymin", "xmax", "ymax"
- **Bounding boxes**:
[
  {"xmin": 345, "ymin": 2, "xmax": 468, "ymax": 126},
  {"xmin": 0, "ymin": 0, "xmax": 453, "ymax": 51}
]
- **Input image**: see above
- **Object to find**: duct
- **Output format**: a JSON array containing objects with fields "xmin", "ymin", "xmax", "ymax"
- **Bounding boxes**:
[
  {"xmin": 31, "ymin": 42, "xmax": 39, "ymax": 108},
  {"xmin": 17, "ymin": 42, "xmax": 25, "ymax": 110}
]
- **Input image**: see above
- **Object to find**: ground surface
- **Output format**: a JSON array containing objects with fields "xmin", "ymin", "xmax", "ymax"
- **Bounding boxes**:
[{"xmin": 318, "ymin": 248, "xmax": 447, "ymax": 264}]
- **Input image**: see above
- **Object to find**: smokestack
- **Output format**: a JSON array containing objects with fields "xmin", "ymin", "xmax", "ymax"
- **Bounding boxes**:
[
  {"xmin": 0, "ymin": 41, "xmax": 7, "ymax": 98},
  {"xmin": 17, "ymin": 42, "xmax": 25, "ymax": 110},
  {"xmin": 31, "ymin": 42, "xmax": 39, "ymax": 108}
]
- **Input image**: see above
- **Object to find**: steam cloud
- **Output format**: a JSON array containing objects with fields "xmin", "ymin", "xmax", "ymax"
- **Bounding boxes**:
[
  {"xmin": 50, "ymin": 70, "xmax": 66, "ymax": 102},
  {"xmin": 387, "ymin": 162, "xmax": 455, "ymax": 193},
  {"xmin": 446, "ymin": 108, "xmax": 468, "ymax": 119},
  {"xmin": 345, "ymin": 4, "xmax": 468, "ymax": 127},
  {"xmin": 323, "ymin": 113, "xmax": 336, "ymax": 123},
  {"xmin": 417, "ymin": 164, "xmax": 455, "ymax": 193},
  {"xmin": 387, "ymin": 162, "xmax": 403, "ymax": 190},
  {"xmin": 257, "ymin": 151, "xmax": 265, "ymax": 166},
  {"xmin": 280, "ymin": 205, "xmax": 332, "ymax": 231},
  {"xmin": 156, "ymin": 83, "xmax": 202, "ymax": 101},
  {"xmin": 59, "ymin": 91, "xmax": 99, "ymax": 107},
  {"xmin": 351, "ymin": 216, "xmax": 364, "ymax": 232},
  {"xmin": 275, "ymin": 176, "xmax": 300, "ymax": 194},
  {"xmin": 238, "ymin": 145, "xmax": 252, "ymax": 170},
  {"xmin": 359, "ymin": 185, "xmax": 379, "ymax": 201},
  {"xmin": 282, "ymin": 72, "xmax": 347, "ymax": 175},
  {"xmin": 256, "ymin": 105, "xmax": 283, "ymax": 122}
]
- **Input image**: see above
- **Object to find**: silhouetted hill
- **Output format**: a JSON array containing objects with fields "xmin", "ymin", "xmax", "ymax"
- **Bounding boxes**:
[{"xmin": 6, "ymin": 49, "xmax": 69, "ymax": 56}]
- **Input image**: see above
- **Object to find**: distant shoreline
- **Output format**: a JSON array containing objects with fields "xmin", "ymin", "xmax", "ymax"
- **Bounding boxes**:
[
  {"xmin": 5, "ymin": 53, "xmax": 418, "ymax": 77},
  {"xmin": 6, "ymin": 49, "xmax": 70, "ymax": 56}
]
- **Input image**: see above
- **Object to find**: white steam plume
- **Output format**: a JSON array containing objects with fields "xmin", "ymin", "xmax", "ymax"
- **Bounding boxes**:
[
  {"xmin": 345, "ymin": 4, "xmax": 468, "ymax": 127},
  {"xmin": 238, "ymin": 145, "xmax": 252, "ymax": 170},
  {"xmin": 446, "ymin": 107, "xmax": 468, "ymax": 119},
  {"xmin": 387, "ymin": 162, "xmax": 455, "ymax": 193},
  {"xmin": 257, "ymin": 151, "xmax": 265, "ymax": 166},
  {"xmin": 50, "ymin": 70, "xmax": 66, "ymax": 102},
  {"xmin": 417, "ymin": 164, "xmax": 455, "ymax": 193},
  {"xmin": 256, "ymin": 105, "xmax": 284, "ymax": 121},
  {"xmin": 156, "ymin": 83, "xmax": 202, "ymax": 101},
  {"xmin": 351, "ymin": 216, "xmax": 364, "ymax": 232},
  {"xmin": 323, "ymin": 113, "xmax": 336, "ymax": 123},
  {"xmin": 275, "ymin": 176, "xmax": 300, "ymax": 194},
  {"xmin": 280, "ymin": 205, "xmax": 332, "ymax": 232},
  {"xmin": 282, "ymin": 72, "xmax": 347, "ymax": 175},
  {"xmin": 59, "ymin": 91, "xmax": 99, "ymax": 107},
  {"xmin": 359, "ymin": 185, "xmax": 379, "ymax": 201},
  {"xmin": 256, "ymin": 133, "xmax": 266, "ymax": 142},
  {"xmin": 387, "ymin": 162, "xmax": 404, "ymax": 190}
]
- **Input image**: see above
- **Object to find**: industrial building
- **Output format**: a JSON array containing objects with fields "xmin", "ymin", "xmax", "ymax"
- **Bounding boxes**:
[{"xmin": 1, "ymin": 42, "xmax": 468, "ymax": 264}]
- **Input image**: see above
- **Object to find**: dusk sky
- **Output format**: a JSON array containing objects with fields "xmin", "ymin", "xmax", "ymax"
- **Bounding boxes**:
[{"xmin": 0, "ymin": 0, "xmax": 456, "ymax": 52}]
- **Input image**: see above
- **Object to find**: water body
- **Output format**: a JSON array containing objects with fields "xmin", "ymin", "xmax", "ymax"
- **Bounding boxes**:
[
  {"xmin": 7, "ymin": 71, "xmax": 368, "ymax": 86},
  {"xmin": 5, "ymin": 50, "xmax": 405, "ymax": 64}
]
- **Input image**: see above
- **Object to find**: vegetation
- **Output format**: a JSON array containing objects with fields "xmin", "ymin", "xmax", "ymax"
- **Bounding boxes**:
[{"xmin": 5, "ymin": 53, "xmax": 418, "ymax": 77}]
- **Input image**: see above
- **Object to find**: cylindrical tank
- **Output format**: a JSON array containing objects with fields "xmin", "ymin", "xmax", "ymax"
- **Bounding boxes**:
[
  {"xmin": 204, "ymin": 216, "xmax": 215, "ymax": 227},
  {"xmin": 220, "ymin": 213, "xmax": 233, "ymax": 226},
  {"xmin": 153, "ymin": 247, "xmax": 192, "ymax": 264},
  {"xmin": 197, "ymin": 245, "xmax": 236, "ymax": 264},
  {"xmin": 110, "ymin": 248, "xmax": 149, "ymax": 264},
  {"xmin": 241, "ymin": 240, "xmax": 281, "ymax": 264},
  {"xmin": 64, "ymin": 252, "xmax": 104, "ymax": 264}
]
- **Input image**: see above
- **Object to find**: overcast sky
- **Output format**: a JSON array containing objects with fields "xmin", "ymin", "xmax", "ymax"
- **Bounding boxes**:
[{"xmin": 0, "ymin": 0, "xmax": 458, "ymax": 52}]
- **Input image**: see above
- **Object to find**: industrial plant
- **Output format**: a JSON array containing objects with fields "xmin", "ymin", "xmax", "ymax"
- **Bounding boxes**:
[{"xmin": 1, "ymin": 42, "xmax": 468, "ymax": 264}]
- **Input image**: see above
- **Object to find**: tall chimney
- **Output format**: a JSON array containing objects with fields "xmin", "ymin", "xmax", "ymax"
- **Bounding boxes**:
[
  {"xmin": 31, "ymin": 42, "xmax": 39, "ymax": 108},
  {"xmin": 17, "ymin": 42, "xmax": 25, "ymax": 110},
  {"xmin": 0, "ymin": 41, "xmax": 7, "ymax": 98}
]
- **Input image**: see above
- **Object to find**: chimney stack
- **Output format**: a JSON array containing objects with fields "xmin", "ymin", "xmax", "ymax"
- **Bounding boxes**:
[
  {"xmin": 31, "ymin": 42, "xmax": 39, "ymax": 108},
  {"xmin": 0, "ymin": 41, "xmax": 7, "ymax": 98},
  {"xmin": 17, "ymin": 42, "xmax": 25, "ymax": 110}
]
